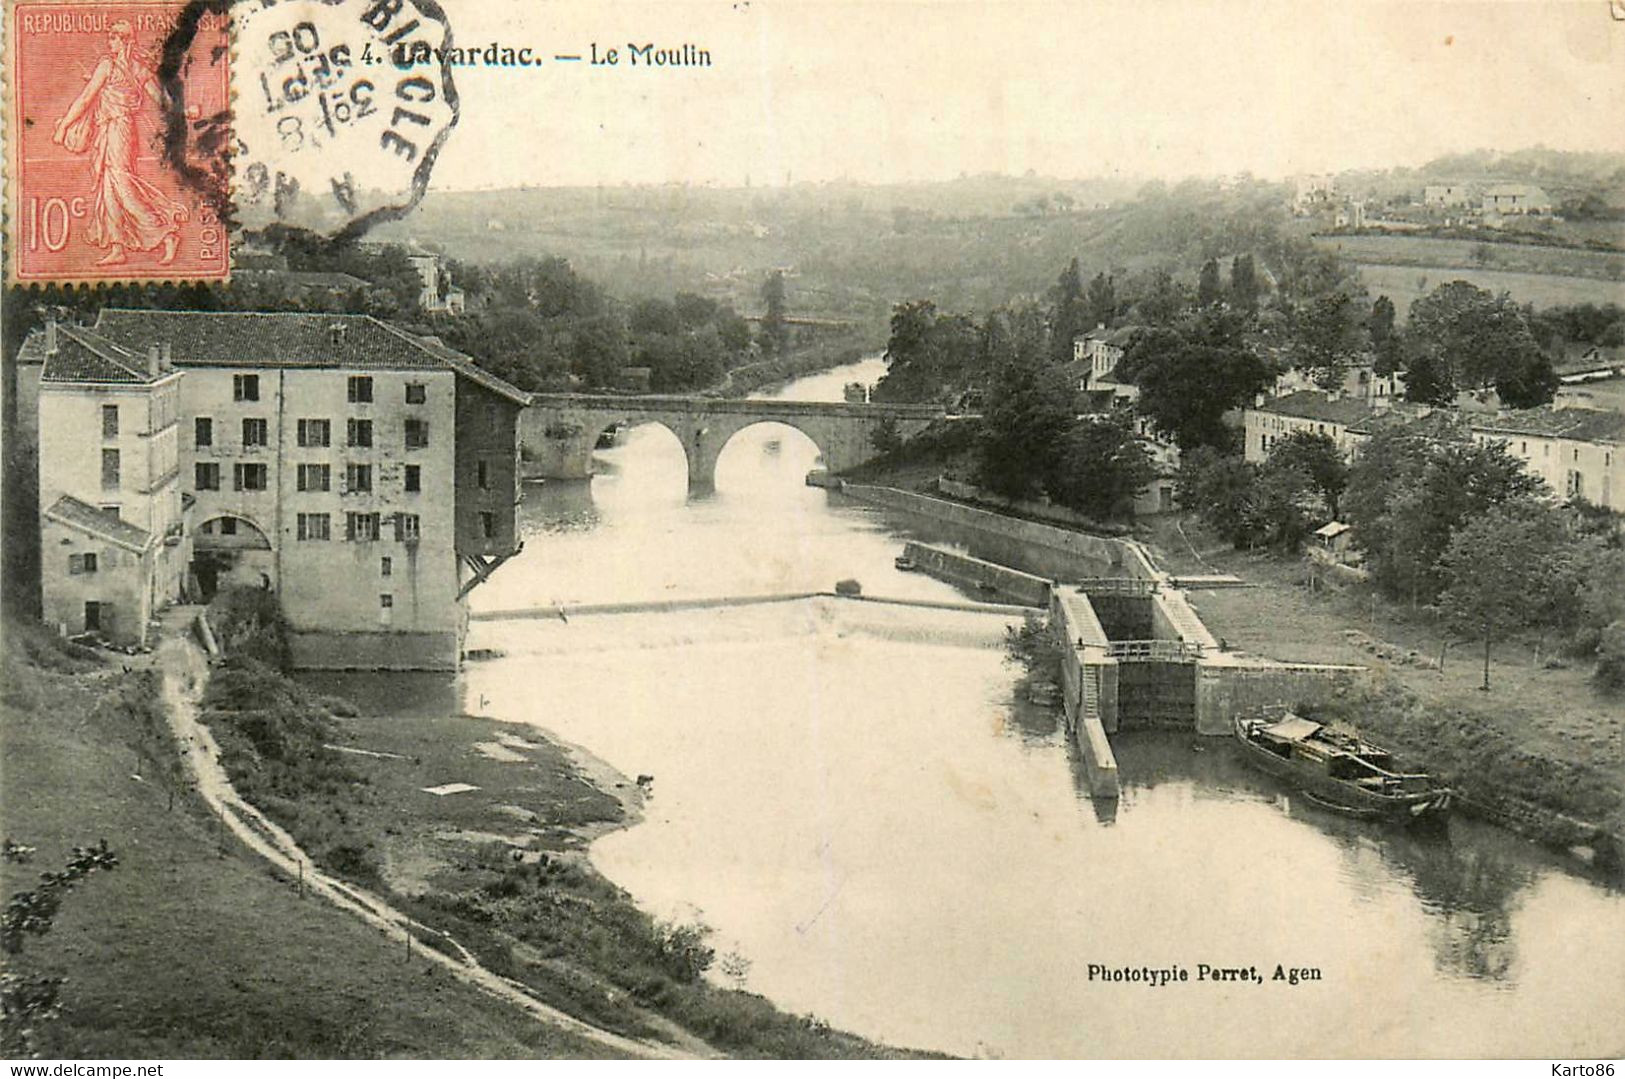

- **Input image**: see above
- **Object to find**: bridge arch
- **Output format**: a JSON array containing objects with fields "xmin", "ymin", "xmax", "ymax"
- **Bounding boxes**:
[
  {"xmin": 699, "ymin": 417, "xmax": 830, "ymax": 490},
  {"xmin": 584, "ymin": 415, "xmax": 694, "ymax": 481}
]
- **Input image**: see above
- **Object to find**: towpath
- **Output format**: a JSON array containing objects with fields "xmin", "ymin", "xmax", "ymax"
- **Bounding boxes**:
[{"xmin": 150, "ymin": 605, "xmax": 698, "ymax": 1060}]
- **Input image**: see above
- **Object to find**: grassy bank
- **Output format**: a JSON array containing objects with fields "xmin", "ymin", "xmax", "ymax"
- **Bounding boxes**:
[
  {"xmin": 1146, "ymin": 517, "xmax": 1624, "ymax": 852},
  {"xmin": 0, "ymin": 621, "xmax": 609, "ymax": 1058},
  {"xmin": 839, "ymin": 417, "xmax": 982, "ymax": 489},
  {"xmin": 195, "ymin": 594, "xmax": 925, "ymax": 1058}
]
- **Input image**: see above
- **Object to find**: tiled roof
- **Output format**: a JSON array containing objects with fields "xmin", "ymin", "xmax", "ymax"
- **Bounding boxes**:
[
  {"xmin": 1473, "ymin": 406, "xmax": 1625, "ymax": 443},
  {"xmin": 1347, "ymin": 406, "xmax": 1462, "ymax": 439},
  {"xmin": 91, "ymin": 309, "xmax": 530, "ymax": 405},
  {"xmin": 44, "ymin": 495, "xmax": 153, "ymax": 552},
  {"xmin": 1251, "ymin": 391, "xmax": 1377, "ymax": 427},
  {"xmin": 377, "ymin": 327, "xmax": 531, "ymax": 405},
  {"xmin": 25, "ymin": 325, "xmax": 163, "ymax": 384},
  {"xmin": 94, "ymin": 310, "xmax": 443, "ymax": 369}
]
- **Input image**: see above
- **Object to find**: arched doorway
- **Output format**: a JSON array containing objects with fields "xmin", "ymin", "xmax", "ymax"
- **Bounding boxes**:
[{"xmin": 191, "ymin": 514, "xmax": 274, "ymax": 602}]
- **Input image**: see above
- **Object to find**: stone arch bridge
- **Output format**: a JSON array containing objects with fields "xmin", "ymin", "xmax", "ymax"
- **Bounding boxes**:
[{"xmin": 522, "ymin": 394, "xmax": 946, "ymax": 489}]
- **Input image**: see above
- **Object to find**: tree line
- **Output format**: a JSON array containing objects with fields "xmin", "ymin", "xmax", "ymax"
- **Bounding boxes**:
[{"xmin": 0, "ymin": 238, "xmax": 808, "ymax": 397}]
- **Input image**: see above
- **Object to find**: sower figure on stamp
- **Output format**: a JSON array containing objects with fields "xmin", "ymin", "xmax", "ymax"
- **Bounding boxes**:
[{"xmin": 51, "ymin": 20, "xmax": 191, "ymax": 267}]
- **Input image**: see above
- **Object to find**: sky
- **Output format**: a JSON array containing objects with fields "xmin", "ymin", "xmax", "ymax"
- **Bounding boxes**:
[{"xmin": 433, "ymin": 0, "xmax": 1625, "ymax": 190}]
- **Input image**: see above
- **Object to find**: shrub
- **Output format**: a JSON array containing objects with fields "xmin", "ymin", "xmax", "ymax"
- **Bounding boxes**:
[
  {"xmin": 1005, "ymin": 613, "xmax": 1063, "ymax": 680},
  {"xmin": 1595, "ymin": 621, "xmax": 1625, "ymax": 694},
  {"xmin": 654, "ymin": 920, "xmax": 715, "ymax": 983},
  {"xmin": 206, "ymin": 587, "xmax": 290, "ymax": 670}
]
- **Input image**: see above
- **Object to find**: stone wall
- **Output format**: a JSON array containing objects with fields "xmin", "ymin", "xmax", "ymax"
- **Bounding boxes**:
[
  {"xmin": 901, "ymin": 542, "xmax": 1052, "ymax": 607},
  {"xmin": 1192, "ymin": 660, "xmax": 1366, "ymax": 736},
  {"xmin": 1087, "ymin": 593, "xmax": 1153, "ymax": 639},
  {"xmin": 288, "ymin": 629, "xmax": 460, "ymax": 671},
  {"xmin": 844, "ymin": 485, "xmax": 1138, "ymax": 581},
  {"xmin": 1049, "ymin": 587, "xmax": 1120, "ymax": 794}
]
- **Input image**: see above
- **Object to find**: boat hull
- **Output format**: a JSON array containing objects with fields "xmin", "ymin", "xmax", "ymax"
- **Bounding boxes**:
[{"xmin": 1234, "ymin": 718, "xmax": 1452, "ymax": 825}]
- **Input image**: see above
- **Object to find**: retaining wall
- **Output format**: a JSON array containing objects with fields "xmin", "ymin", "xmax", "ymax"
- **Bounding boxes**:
[
  {"xmin": 936, "ymin": 477, "xmax": 1128, "ymax": 535},
  {"xmin": 1087, "ymin": 593, "xmax": 1153, "ymax": 640},
  {"xmin": 844, "ymin": 485, "xmax": 1145, "ymax": 582},
  {"xmin": 902, "ymin": 542, "xmax": 1052, "ymax": 607},
  {"xmin": 1049, "ymin": 587, "xmax": 1120, "ymax": 796},
  {"xmin": 289, "ymin": 630, "xmax": 460, "ymax": 672},
  {"xmin": 1192, "ymin": 660, "xmax": 1366, "ymax": 736},
  {"xmin": 1150, "ymin": 589, "xmax": 1221, "ymax": 651}
]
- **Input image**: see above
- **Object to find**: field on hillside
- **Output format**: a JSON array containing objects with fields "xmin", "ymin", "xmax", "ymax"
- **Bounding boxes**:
[
  {"xmin": 1354, "ymin": 262, "xmax": 1625, "ymax": 317},
  {"xmin": 1313, "ymin": 232, "xmax": 1618, "ymax": 277},
  {"xmin": 1315, "ymin": 233, "xmax": 1625, "ymax": 281}
]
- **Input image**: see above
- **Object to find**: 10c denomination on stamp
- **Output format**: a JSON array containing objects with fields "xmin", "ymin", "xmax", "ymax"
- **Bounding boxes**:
[{"xmin": 6, "ymin": 0, "xmax": 230, "ymax": 283}]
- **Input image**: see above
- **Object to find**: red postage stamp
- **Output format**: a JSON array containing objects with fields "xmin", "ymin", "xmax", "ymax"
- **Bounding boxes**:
[{"xmin": 5, "ymin": 0, "xmax": 230, "ymax": 283}]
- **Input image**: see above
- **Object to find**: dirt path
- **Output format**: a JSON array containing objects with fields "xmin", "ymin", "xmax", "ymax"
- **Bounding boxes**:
[{"xmin": 152, "ymin": 606, "xmax": 699, "ymax": 1060}]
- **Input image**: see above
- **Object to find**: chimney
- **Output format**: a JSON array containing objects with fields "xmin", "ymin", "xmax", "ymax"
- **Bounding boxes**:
[
  {"xmin": 160, "ymin": 342, "xmax": 172, "ymax": 369},
  {"xmin": 45, "ymin": 317, "xmax": 58, "ymax": 355},
  {"xmin": 147, "ymin": 345, "xmax": 161, "ymax": 378}
]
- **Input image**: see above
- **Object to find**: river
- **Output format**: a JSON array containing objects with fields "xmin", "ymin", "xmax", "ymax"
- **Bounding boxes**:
[{"xmin": 405, "ymin": 357, "xmax": 1625, "ymax": 1057}]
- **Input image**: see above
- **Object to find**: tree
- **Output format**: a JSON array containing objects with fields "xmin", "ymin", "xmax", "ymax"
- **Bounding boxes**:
[
  {"xmin": 1085, "ymin": 272, "xmax": 1117, "ymax": 330},
  {"xmin": 1243, "ymin": 462, "xmax": 1315, "ymax": 550},
  {"xmin": 976, "ymin": 309, "xmax": 1076, "ymax": 499},
  {"xmin": 1368, "ymin": 295, "xmax": 1396, "ymax": 347},
  {"xmin": 759, "ymin": 270, "xmax": 789, "ymax": 357},
  {"xmin": 1265, "ymin": 430, "xmax": 1348, "ymax": 518},
  {"xmin": 1494, "ymin": 351, "xmax": 1560, "ymax": 410},
  {"xmin": 1368, "ymin": 295, "xmax": 1403, "ymax": 375},
  {"xmin": 1137, "ymin": 268, "xmax": 1191, "ymax": 327},
  {"xmin": 1344, "ymin": 422, "xmax": 1548, "ymax": 603},
  {"xmin": 1176, "ymin": 446, "xmax": 1259, "ymax": 547},
  {"xmin": 1119, "ymin": 326, "xmax": 1269, "ymax": 452},
  {"xmin": 1595, "ymin": 621, "xmax": 1625, "ymax": 694},
  {"xmin": 870, "ymin": 415, "xmax": 904, "ymax": 457},
  {"xmin": 1405, "ymin": 281, "xmax": 1549, "ymax": 402},
  {"xmin": 872, "ymin": 300, "xmax": 978, "ymax": 404},
  {"xmin": 1048, "ymin": 258, "xmax": 1089, "ymax": 364},
  {"xmin": 1229, "ymin": 254, "xmax": 1259, "ymax": 314},
  {"xmin": 1197, "ymin": 258, "xmax": 1222, "ymax": 307},
  {"xmin": 1046, "ymin": 414, "xmax": 1154, "ymax": 521},
  {"xmin": 1437, "ymin": 501, "xmax": 1575, "ymax": 690},
  {"xmin": 1289, "ymin": 290, "xmax": 1364, "ymax": 389}
]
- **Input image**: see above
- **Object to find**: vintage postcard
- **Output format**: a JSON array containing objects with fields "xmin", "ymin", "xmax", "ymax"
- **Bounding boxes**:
[{"xmin": 2, "ymin": 0, "xmax": 1623, "ymax": 1067}]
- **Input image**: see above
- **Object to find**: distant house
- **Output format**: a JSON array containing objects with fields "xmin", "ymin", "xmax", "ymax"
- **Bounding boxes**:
[
  {"xmin": 1470, "ymin": 407, "xmax": 1625, "ymax": 509},
  {"xmin": 1332, "ymin": 201, "xmax": 1367, "ymax": 229},
  {"xmin": 1481, "ymin": 184, "xmax": 1553, "ymax": 215},
  {"xmin": 1071, "ymin": 325, "xmax": 1140, "ymax": 408},
  {"xmin": 1247, "ymin": 391, "xmax": 1625, "ymax": 511},
  {"xmin": 1423, "ymin": 184, "xmax": 1475, "ymax": 209},
  {"xmin": 1293, "ymin": 174, "xmax": 1336, "ymax": 212},
  {"xmin": 1271, "ymin": 364, "xmax": 1404, "ymax": 406},
  {"xmin": 1243, "ymin": 391, "xmax": 1382, "ymax": 463},
  {"xmin": 1311, "ymin": 521, "xmax": 1354, "ymax": 556}
]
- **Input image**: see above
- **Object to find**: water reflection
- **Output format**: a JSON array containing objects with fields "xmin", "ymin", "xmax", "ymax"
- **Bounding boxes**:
[{"xmin": 400, "ymin": 356, "xmax": 1625, "ymax": 1056}]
